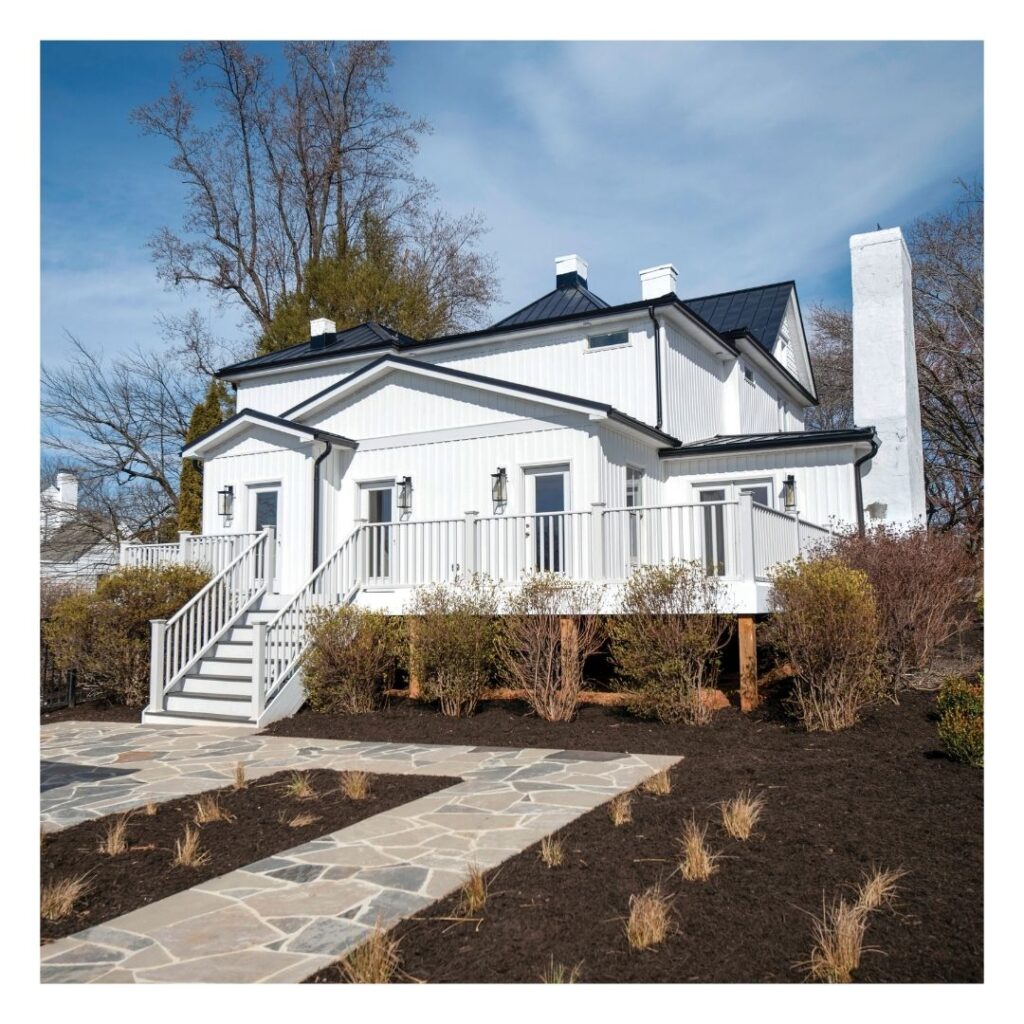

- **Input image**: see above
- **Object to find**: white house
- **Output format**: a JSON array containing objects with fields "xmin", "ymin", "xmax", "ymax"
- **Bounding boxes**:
[
  {"xmin": 40, "ymin": 471, "xmax": 120, "ymax": 588},
  {"xmin": 127, "ymin": 227, "xmax": 925, "ymax": 727}
]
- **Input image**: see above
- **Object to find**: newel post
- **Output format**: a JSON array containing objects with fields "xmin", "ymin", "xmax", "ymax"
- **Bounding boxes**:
[
  {"xmin": 178, "ymin": 530, "xmax": 193, "ymax": 564},
  {"xmin": 462, "ymin": 511, "xmax": 479, "ymax": 575},
  {"xmin": 589, "ymin": 502, "xmax": 606, "ymax": 580},
  {"xmin": 252, "ymin": 622, "xmax": 267, "ymax": 720},
  {"xmin": 738, "ymin": 492, "xmax": 756, "ymax": 583},
  {"xmin": 354, "ymin": 518, "xmax": 368, "ymax": 586},
  {"xmin": 119, "ymin": 540, "xmax": 134, "ymax": 567},
  {"xmin": 262, "ymin": 527, "xmax": 276, "ymax": 593},
  {"xmin": 149, "ymin": 619, "xmax": 167, "ymax": 711}
]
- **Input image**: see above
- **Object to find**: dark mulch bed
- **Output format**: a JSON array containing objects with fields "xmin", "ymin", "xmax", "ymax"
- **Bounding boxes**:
[
  {"xmin": 41, "ymin": 701, "xmax": 140, "ymax": 724},
  {"xmin": 41, "ymin": 769, "xmax": 453, "ymax": 943},
  {"xmin": 306, "ymin": 692, "xmax": 982, "ymax": 983}
]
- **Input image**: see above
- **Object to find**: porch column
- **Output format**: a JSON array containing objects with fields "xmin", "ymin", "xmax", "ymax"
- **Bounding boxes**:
[
  {"xmin": 738, "ymin": 615, "xmax": 759, "ymax": 712},
  {"xmin": 462, "ymin": 511, "xmax": 479, "ymax": 575}
]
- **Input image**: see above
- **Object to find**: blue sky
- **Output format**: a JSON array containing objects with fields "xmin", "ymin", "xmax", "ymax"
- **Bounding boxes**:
[{"xmin": 41, "ymin": 40, "xmax": 983, "ymax": 365}]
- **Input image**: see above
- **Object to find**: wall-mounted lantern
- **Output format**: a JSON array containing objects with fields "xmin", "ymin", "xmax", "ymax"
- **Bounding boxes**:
[
  {"xmin": 397, "ymin": 476, "xmax": 413, "ymax": 512},
  {"xmin": 217, "ymin": 485, "xmax": 234, "ymax": 518},
  {"xmin": 491, "ymin": 467, "xmax": 508, "ymax": 505},
  {"xmin": 783, "ymin": 475, "xmax": 797, "ymax": 512}
]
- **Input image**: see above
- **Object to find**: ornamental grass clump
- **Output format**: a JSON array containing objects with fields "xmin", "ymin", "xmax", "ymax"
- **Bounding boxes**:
[
  {"xmin": 766, "ymin": 557, "xmax": 883, "ymax": 732},
  {"xmin": 193, "ymin": 793, "xmax": 235, "ymax": 825},
  {"xmin": 495, "ymin": 574, "xmax": 605, "ymax": 721},
  {"xmin": 302, "ymin": 605, "xmax": 404, "ymax": 714},
  {"xmin": 540, "ymin": 958, "xmax": 582, "ymax": 983},
  {"xmin": 937, "ymin": 674, "xmax": 984, "ymax": 767},
  {"xmin": 832, "ymin": 525, "xmax": 976, "ymax": 692},
  {"xmin": 609, "ymin": 793, "xmax": 633, "ymax": 826},
  {"xmin": 339, "ymin": 770, "xmax": 371, "ymax": 800},
  {"xmin": 720, "ymin": 790, "xmax": 766, "ymax": 841},
  {"xmin": 41, "ymin": 875, "xmax": 91, "ymax": 921},
  {"xmin": 458, "ymin": 864, "xmax": 488, "ymax": 916},
  {"xmin": 406, "ymin": 574, "xmax": 500, "ymax": 717},
  {"xmin": 43, "ymin": 564, "xmax": 211, "ymax": 707},
  {"xmin": 609, "ymin": 561, "xmax": 734, "ymax": 725},
  {"xmin": 172, "ymin": 825, "xmax": 210, "ymax": 869},
  {"xmin": 340, "ymin": 925, "xmax": 401, "ymax": 984},
  {"xmin": 539, "ymin": 835, "xmax": 565, "ymax": 868},
  {"xmin": 625, "ymin": 885, "xmax": 672, "ymax": 950},
  {"xmin": 97, "ymin": 814, "xmax": 131, "ymax": 856},
  {"xmin": 678, "ymin": 817, "xmax": 720, "ymax": 881}
]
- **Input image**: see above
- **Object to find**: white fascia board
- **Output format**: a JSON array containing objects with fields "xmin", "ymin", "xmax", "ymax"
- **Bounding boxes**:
[
  {"xmin": 288, "ymin": 357, "xmax": 606, "ymax": 423},
  {"xmin": 182, "ymin": 414, "xmax": 318, "ymax": 460}
]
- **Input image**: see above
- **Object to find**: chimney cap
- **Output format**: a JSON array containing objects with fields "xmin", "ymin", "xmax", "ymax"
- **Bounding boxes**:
[
  {"xmin": 310, "ymin": 317, "xmax": 337, "ymax": 337},
  {"xmin": 555, "ymin": 254, "xmax": 589, "ymax": 290}
]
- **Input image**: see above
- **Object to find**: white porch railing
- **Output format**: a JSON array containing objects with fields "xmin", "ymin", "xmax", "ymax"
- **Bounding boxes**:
[
  {"xmin": 123, "ymin": 531, "xmax": 263, "ymax": 575},
  {"xmin": 148, "ymin": 529, "xmax": 273, "ymax": 713},
  {"xmin": 476, "ymin": 510, "xmax": 593, "ymax": 582}
]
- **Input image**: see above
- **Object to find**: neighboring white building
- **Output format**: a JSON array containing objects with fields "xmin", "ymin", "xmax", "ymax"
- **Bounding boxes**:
[
  {"xmin": 130, "ymin": 229, "xmax": 925, "ymax": 727},
  {"xmin": 40, "ymin": 471, "xmax": 119, "ymax": 588}
]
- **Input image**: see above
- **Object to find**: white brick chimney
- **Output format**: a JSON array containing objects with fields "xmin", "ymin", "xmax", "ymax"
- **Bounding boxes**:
[
  {"xmin": 639, "ymin": 264, "xmax": 678, "ymax": 300},
  {"xmin": 55, "ymin": 470, "xmax": 79, "ymax": 510},
  {"xmin": 310, "ymin": 317, "xmax": 336, "ymax": 338},
  {"xmin": 851, "ymin": 227, "xmax": 926, "ymax": 527},
  {"xmin": 555, "ymin": 255, "xmax": 589, "ymax": 289}
]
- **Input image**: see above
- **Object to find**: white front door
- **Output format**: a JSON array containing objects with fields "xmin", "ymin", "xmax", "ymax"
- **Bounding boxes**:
[
  {"xmin": 525, "ymin": 464, "xmax": 569, "ymax": 574},
  {"xmin": 250, "ymin": 485, "xmax": 281, "ymax": 590},
  {"xmin": 361, "ymin": 483, "xmax": 394, "ymax": 582}
]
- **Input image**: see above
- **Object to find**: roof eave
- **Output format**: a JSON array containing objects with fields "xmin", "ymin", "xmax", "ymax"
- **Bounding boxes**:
[{"xmin": 658, "ymin": 427, "xmax": 877, "ymax": 459}]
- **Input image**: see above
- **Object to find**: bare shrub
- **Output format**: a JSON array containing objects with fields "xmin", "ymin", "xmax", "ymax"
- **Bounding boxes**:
[
  {"xmin": 766, "ymin": 557, "xmax": 883, "ymax": 731},
  {"xmin": 625, "ymin": 885, "xmax": 672, "ymax": 950},
  {"xmin": 97, "ymin": 814, "xmax": 131, "ymax": 856},
  {"xmin": 339, "ymin": 770, "xmax": 371, "ymax": 800},
  {"xmin": 678, "ymin": 818, "xmax": 720, "ymax": 881},
  {"xmin": 641, "ymin": 770, "xmax": 672, "ymax": 796},
  {"xmin": 43, "ymin": 564, "xmax": 211, "ymax": 706},
  {"xmin": 540, "ymin": 957, "xmax": 582, "ymax": 983},
  {"xmin": 609, "ymin": 561, "xmax": 734, "ymax": 724},
  {"xmin": 495, "ymin": 574, "xmax": 605, "ymax": 721},
  {"xmin": 340, "ymin": 924, "xmax": 401, "ymax": 983},
  {"xmin": 302, "ymin": 605, "xmax": 404, "ymax": 714},
  {"xmin": 172, "ymin": 824, "xmax": 210, "ymax": 868},
  {"xmin": 41, "ymin": 875, "xmax": 91, "ymax": 921},
  {"xmin": 458, "ymin": 864, "xmax": 488, "ymax": 915},
  {"xmin": 720, "ymin": 790, "xmax": 766, "ymax": 841},
  {"xmin": 406, "ymin": 574, "xmax": 499, "ymax": 717},
  {"xmin": 193, "ymin": 793, "xmax": 235, "ymax": 825},
  {"xmin": 833, "ymin": 525, "xmax": 976, "ymax": 690},
  {"xmin": 609, "ymin": 793, "xmax": 632, "ymax": 826},
  {"xmin": 539, "ymin": 835, "xmax": 565, "ymax": 867}
]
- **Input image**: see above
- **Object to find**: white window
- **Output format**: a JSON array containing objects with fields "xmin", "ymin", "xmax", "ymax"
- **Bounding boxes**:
[
  {"xmin": 743, "ymin": 364, "xmax": 755, "ymax": 385},
  {"xmin": 626, "ymin": 467, "xmax": 644, "ymax": 566},
  {"xmin": 587, "ymin": 329, "xmax": 629, "ymax": 350}
]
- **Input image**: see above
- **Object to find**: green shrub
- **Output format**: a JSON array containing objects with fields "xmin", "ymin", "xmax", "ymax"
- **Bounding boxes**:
[
  {"xmin": 43, "ymin": 564, "xmax": 211, "ymax": 707},
  {"xmin": 608, "ymin": 561, "xmax": 734, "ymax": 725},
  {"xmin": 495, "ymin": 574, "xmax": 605, "ymax": 722},
  {"xmin": 301, "ymin": 605, "xmax": 404, "ymax": 714},
  {"xmin": 765, "ymin": 557, "xmax": 882, "ymax": 732},
  {"xmin": 405, "ymin": 574, "xmax": 500, "ymax": 717},
  {"xmin": 937, "ymin": 674, "xmax": 983, "ymax": 767}
]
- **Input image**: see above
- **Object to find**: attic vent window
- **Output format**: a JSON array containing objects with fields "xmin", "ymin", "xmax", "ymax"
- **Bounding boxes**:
[
  {"xmin": 588, "ymin": 330, "xmax": 629, "ymax": 350},
  {"xmin": 743, "ymin": 365, "xmax": 755, "ymax": 385}
]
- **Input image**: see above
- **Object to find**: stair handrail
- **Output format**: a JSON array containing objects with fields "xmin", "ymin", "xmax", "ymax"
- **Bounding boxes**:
[
  {"xmin": 255, "ymin": 525, "xmax": 365, "ymax": 714},
  {"xmin": 148, "ymin": 528, "xmax": 272, "ymax": 712}
]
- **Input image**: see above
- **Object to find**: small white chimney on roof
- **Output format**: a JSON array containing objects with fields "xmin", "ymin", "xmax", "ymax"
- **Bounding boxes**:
[
  {"xmin": 55, "ymin": 471, "xmax": 79, "ymax": 510},
  {"xmin": 639, "ymin": 264, "xmax": 678, "ymax": 300},
  {"xmin": 555, "ymin": 255, "xmax": 589, "ymax": 289},
  {"xmin": 310, "ymin": 317, "xmax": 336, "ymax": 338}
]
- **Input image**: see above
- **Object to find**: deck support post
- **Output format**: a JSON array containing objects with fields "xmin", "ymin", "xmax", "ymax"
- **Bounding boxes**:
[
  {"xmin": 178, "ymin": 530, "xmax": 193, "ymax": 564},
  {"xmin": 408, "ymin": 616, "xmax": 424, "ymax": 699},
  {"xmin": 589, "ymin": 502, "xmax": 606, "ymax": 580},
  {"xmin": 462, "ymin": 510, "xmax": 479, "ymax": 575},
  {"xmin": 738, "ymin": 614, "xmax": 758, "ymax": 712},
  {"xmin": 149, "ymin": 619, "xmax": 167, "ymax": 712}
]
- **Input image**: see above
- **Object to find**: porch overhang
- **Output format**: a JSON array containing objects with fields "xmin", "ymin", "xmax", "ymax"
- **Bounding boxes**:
[
  {"xmin": 181, "ymin": 409, "xmax": 358, "ymax": 461},
  {"xmin": 658, "ymin": 427, "xmax": 878, "ymax": 460}
]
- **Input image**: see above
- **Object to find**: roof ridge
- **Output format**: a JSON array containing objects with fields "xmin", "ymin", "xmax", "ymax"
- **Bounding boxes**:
[{"xmin": 683, "ymin": 280, "xmax": 795, "ymax": 304}]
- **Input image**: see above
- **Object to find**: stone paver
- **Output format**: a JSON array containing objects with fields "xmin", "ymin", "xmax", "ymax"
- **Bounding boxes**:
[{"xmin": 41, "ymin": 721, "xmax": 680, "ymax": 983}]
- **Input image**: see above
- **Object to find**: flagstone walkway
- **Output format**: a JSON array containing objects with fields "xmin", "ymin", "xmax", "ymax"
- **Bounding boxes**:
[{"xmin": 41, "ymin": 721, "xmax": 680, "ymax": 983}]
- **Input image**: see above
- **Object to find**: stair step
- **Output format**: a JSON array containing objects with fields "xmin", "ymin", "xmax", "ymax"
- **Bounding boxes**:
[
  {"xmin": 193, "ymin": 658, "xmax": 254, "ymax": 680},
  {"xmin": 179, "ymin": 675, "xmax": 251, "ymax": 697},
  {"xmin": 211, "ymin": 640, "xmax": 254, "ymax": 661},
  {"xmin": 165, "ymin": 690, "xmax": 251, "ymax": 715},
  {"xmin": 143, "ymin": 708, "xmax": 254, "ymax": 726}
]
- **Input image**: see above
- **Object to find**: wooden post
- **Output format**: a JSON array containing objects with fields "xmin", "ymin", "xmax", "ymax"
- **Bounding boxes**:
[
  {"xmin": 408, "ymin": 616, "xmax": 423, "ymax": 699},
  {"xmin": 738, "ymin": 614, "xmax": 758, "ymax": 712}
]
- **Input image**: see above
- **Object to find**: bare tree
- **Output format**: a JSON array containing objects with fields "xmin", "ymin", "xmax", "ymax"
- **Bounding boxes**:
[
  {"xmin": 41, "ymin": 336, "xmax": 209, "ymax": 538},
  {"xmin": 133, "ymin": 41, "xmax": 498, "ymax": 338},
  {"xmin": 806, "ymin": 181, "xmax": 983, "ymax": 538}
]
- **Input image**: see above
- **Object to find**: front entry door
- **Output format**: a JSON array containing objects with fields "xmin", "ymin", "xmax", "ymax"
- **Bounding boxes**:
[
  {"xmin": 251, "ymin": 486, "xmax": 281, "ymax": 590},
  {"xmin": 526, "ymin": 465, "xmax": 569, "ymax": 574},
  {"xmin": 364, "ymin": 485, "xmax": 393, "ymax": 582}
]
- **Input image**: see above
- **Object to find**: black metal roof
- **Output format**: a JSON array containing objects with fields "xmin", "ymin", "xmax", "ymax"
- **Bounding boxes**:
[
  {"xmin": 682, "ymin": 282, "xmax": 794, "ymax": 353},
  {"xmin": 659, "ymin": 427, "xmax": 876, "ymax": 458},
  {"xmin": 181, "ymin": 408, "xmax": 358, "ymax": 458},
  {"xmin": 492, "ymin": 282, "xmax": 610, "ymax": 328}
]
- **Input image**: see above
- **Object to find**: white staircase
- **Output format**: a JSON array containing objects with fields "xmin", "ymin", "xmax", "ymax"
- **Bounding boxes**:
[{"xmin": 142, "ymin": 595, "xmax": 289, "ymax": 727}]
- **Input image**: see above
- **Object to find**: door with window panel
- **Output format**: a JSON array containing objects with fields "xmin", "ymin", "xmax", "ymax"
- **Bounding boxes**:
[
  {"xmin": 364, "ymin": 485, "xmax": 393, "ymax": 582},
  {"xmin": 526, "ymin": 466, "xmax": 569, "ymax": 574},
  {"xmin": 698, "ymin": 488, "xmax": 727, "ymax": 576},
  {"xmin": 626, "ymin": 467, "xmax": 644, "ymax": 567}
]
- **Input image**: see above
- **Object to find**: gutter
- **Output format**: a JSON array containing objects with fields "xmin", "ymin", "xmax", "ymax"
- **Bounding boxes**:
[
  {"xmin": 311, "ymin": 441, "xmax": 333, "ymax": 573},
  {"xmin": 853, "ymin": 433, "xmax": 880, "ymax": 536},
  {"xmin": 648, "ymin": 306, "xmax": 664, "ymax": 430}
]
